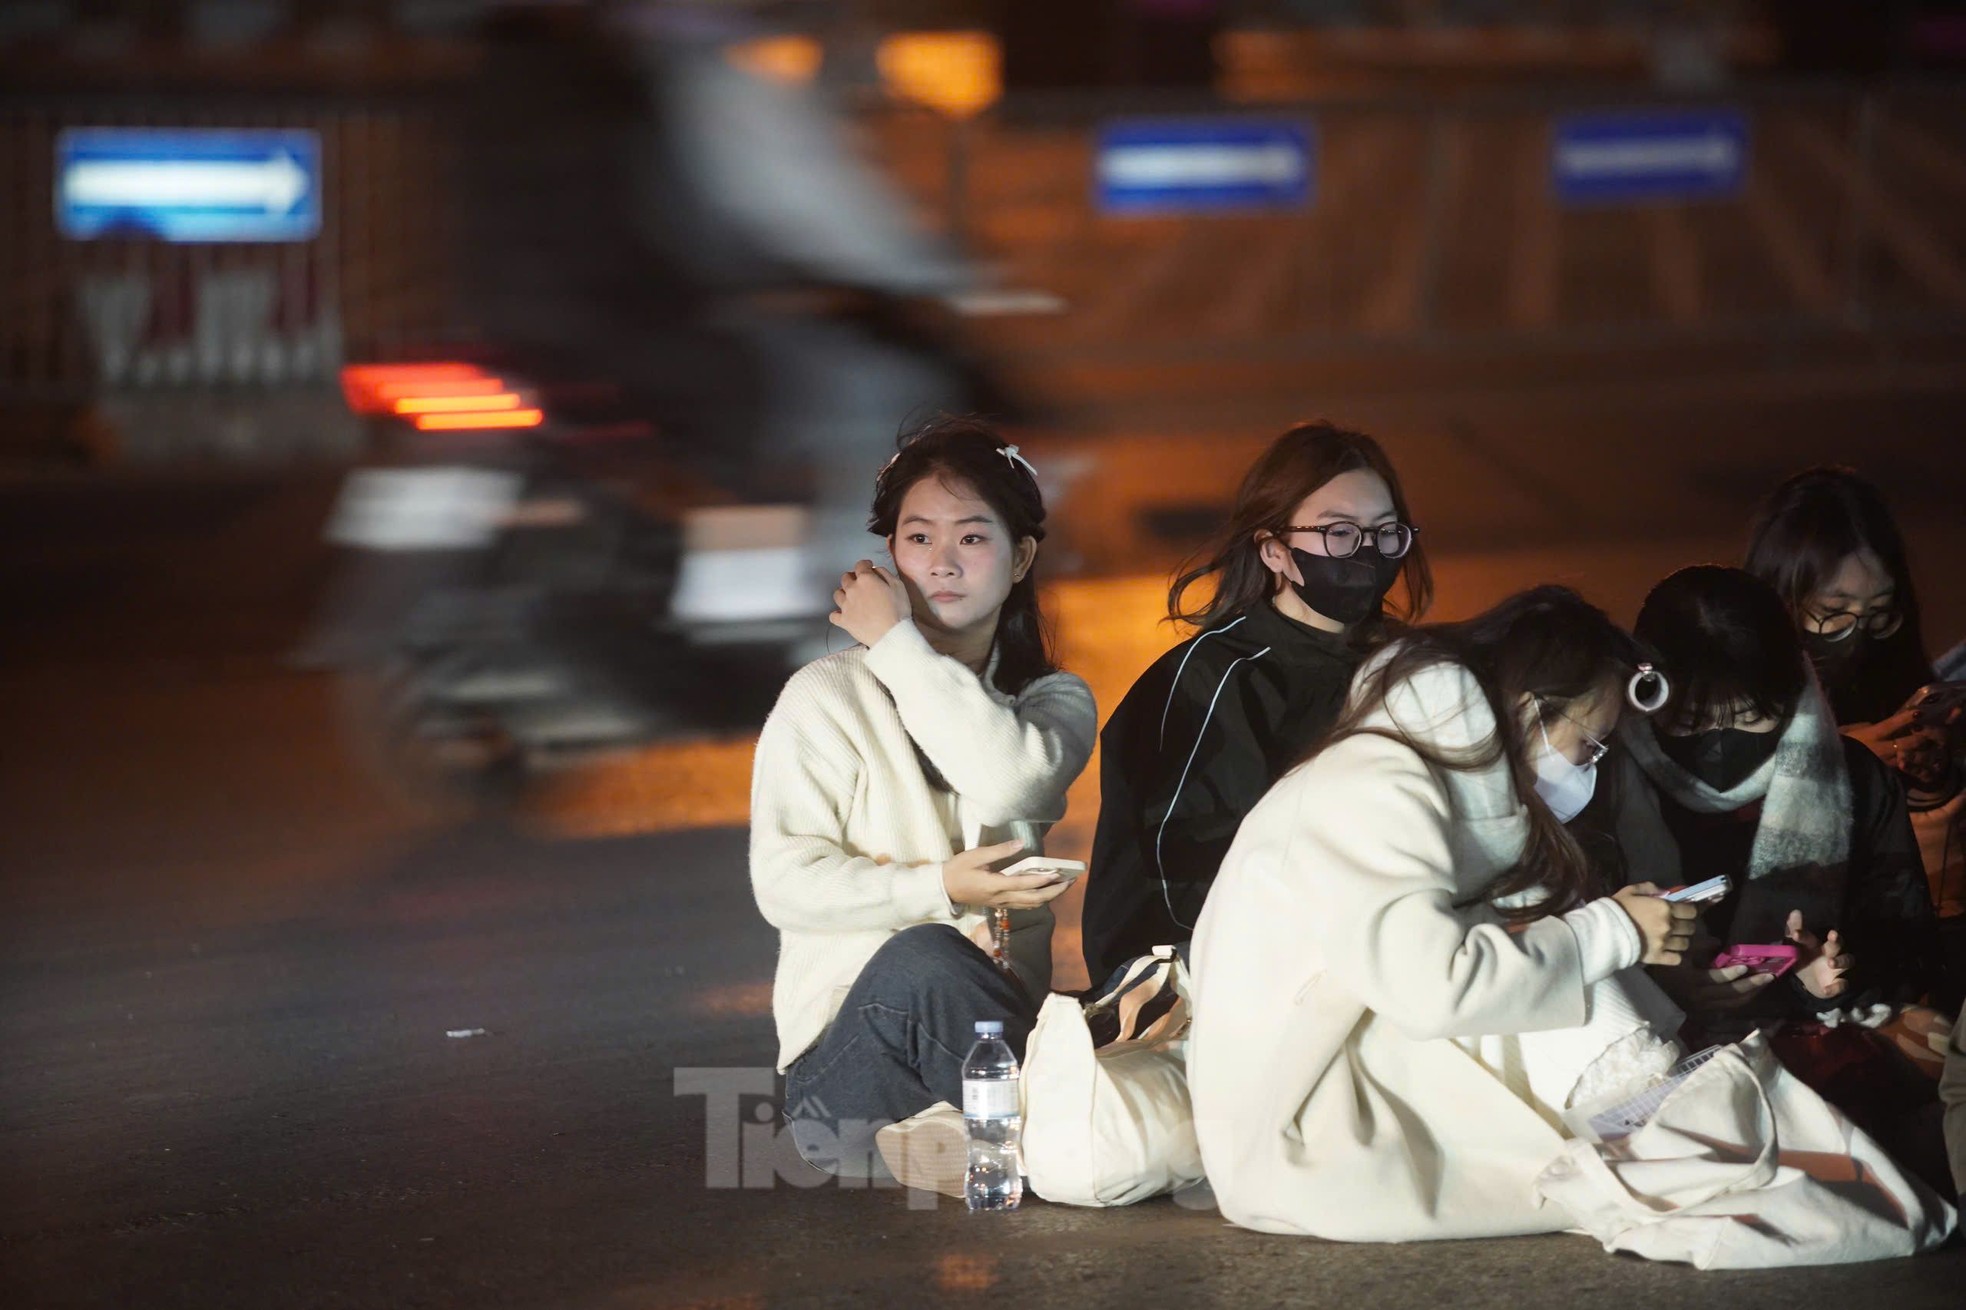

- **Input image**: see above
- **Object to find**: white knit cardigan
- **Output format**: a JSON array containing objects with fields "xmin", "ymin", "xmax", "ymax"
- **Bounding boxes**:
[{"xmin": 749, "ymin": 619, "xmax": 1097, "ymax": 1072}]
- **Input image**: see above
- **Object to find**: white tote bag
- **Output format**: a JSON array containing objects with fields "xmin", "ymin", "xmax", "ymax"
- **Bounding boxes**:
[
  {"xmin": 1536, "ymin": 1031, "xmax": 1957, "ymax": 1268},
  {"xmin": 1020, "ymin": 948, "xmax": 1207, "ymax": 1208}
]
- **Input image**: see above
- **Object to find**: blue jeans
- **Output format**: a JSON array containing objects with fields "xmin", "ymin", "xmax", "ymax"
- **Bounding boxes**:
[{"xmin": 782, "ymin": 924, "xmax": 1037, "ymax": 1177}]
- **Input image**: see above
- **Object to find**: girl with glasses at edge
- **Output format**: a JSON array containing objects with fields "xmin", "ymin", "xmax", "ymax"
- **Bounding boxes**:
[
  {"xmin": 1745, "ymin": 468, "xmax": 1965, "ymax": 1011},
  {"xmin": 1079, "ymin": 421, "xmax": 1432, "ymax": 986},
  {"xmin": 749, "ymin": 418, "xmax": 1096, "ymax": 1198},
  {"xmin": 1187, "ymin": 587, "xmax": 1695, "ymax": 1241}
]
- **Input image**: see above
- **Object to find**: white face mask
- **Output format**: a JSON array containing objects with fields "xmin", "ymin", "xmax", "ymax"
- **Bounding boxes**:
[{"xmin": 1532, "ymin": 719, "xmax": 1598, "ymax": 823}]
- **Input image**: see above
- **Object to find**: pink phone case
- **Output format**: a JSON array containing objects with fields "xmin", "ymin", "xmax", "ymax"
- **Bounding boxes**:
[{"xmin": 1712, "ymin": 943, "xmax": 1799, "ymax": 977}]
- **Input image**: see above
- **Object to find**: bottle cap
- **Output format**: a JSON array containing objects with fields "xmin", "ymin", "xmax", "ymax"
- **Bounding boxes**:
[{"xmin": 975, "ymin": 1020, "xmax": 1003, "ymax": 1037}]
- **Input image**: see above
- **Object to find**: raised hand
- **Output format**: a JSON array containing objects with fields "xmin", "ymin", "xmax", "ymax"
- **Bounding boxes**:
[
  {"xmin": 829, "ymin": 559, "xmax": 913, "ymax": 649},
  {"xmin": 1786, "ymin": 910, "xmax": 1851, "ymax": 1001},
  {"xmin": 1845, "ymin": 707, "xmax": 1948, "ymax": 786}
]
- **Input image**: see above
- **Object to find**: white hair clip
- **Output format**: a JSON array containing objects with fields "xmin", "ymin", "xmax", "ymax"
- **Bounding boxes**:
[
  {"xmin": 1627, "ymin": 662, "xmax": 1671, "ymax": 714},
  {"xmin": 998, "ymin": 444, "xmax": 1039, "ymax": 480}
]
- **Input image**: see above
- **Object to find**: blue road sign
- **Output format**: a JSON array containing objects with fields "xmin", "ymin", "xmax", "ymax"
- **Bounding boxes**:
[
  {"xmin": 57, "ymin": 128, "xmax": 321, "ymax": 242},
  {"xmin": 1096, "ymin": 119, "xmax": 1313, "ymax": 217},
  {"xmin": 1551, "ymin": 109, "xmax": 1750, "ymax": 206}
]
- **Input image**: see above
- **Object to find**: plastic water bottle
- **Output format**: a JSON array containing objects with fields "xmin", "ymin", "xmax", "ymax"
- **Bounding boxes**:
[{"xmin": 961, "ymin": 1019, "xmax": 1023, "ymax": 1212}]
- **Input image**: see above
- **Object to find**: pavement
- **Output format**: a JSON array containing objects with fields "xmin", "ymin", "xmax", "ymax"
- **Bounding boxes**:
[
  {"xmin": 3, "ymin": 372, "xmax": 1966, "ymax": 1307},
  {"xmin": 3, "ymin": 667, "xmax": 1962, "ymax": 1310}
]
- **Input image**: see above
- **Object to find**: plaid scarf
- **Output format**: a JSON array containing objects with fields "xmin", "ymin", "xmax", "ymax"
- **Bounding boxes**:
[
  {"xmin": 1609, "ymin": 675, "xmax": 1851, "ymax": 944},
  {"xmin": 1622, "ymin": 677, "xmax": 1851, "ymax": 880}
]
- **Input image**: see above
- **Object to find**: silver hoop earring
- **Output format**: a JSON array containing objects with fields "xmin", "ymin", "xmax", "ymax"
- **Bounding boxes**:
[{"xmin": 1627, "ymin": 662, "xmax": 1670, "ymax": 714}]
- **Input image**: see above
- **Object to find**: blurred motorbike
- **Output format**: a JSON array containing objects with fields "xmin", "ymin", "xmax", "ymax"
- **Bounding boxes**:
[
  {"xmin": 299, "ymin": 9, "xmax": 1037, "ymax": 810},
  {"xmin": 299, "ymin": 380, "xmax": 795, "ymax": 808}
]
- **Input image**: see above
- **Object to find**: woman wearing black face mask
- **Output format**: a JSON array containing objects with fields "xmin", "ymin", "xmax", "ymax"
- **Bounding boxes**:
[
  {"xmin": 1080, "ymin": 421, "xmax": 1431, "ymax": 984},
  {"xmin": 1746, "ymin": 467, "xmax": 1964, "ymax": 1009},
  {"xmin": 1582, "ymin": 567, "xmax": 1946, "ymax": 1035},
  {"xmin": 1747, "ymin": 468, "xmax": 1946, "ymax": 752}
]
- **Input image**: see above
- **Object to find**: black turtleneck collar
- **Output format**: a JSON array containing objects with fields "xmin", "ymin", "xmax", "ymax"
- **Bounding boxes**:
[{"xmin": 1242, "ymin": 598, "xmax": 1363, "ymax": 662}]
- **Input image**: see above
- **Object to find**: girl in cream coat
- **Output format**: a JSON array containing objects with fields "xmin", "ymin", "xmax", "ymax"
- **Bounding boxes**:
[
  {"xmin": 1188, "ymin": 587, "xmax": 1693, "ymax": 1241},
  {"xmin": 750, "ymin": 419, "xmax": 1096, "ymax": 1197}
]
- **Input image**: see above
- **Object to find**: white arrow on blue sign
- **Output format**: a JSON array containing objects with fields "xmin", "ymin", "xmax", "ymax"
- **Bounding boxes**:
[
  {"xmin": 57, "ymin": 128, "xmax": 322, "ymax": 243},
  {"xmin": 1551, "ymin": 109, "xmax": 1750, "ymax": 206},
  {"xmin": 1096, "ymin": 119, "xmax": 1313, "ymax": 217}
]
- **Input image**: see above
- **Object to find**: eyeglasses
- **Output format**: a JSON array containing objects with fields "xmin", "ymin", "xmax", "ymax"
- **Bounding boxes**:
[
  {"xmin": 1542, "ymin": 704, "xmax": 1611, "ymax": 766},
  {"xmin": 1281, "ymin": 521, "xmax": 1418, "ymax": 560},
  {"xmin": 1802, "ymin": 605, "xmax": 1903, "ymax": 643}
]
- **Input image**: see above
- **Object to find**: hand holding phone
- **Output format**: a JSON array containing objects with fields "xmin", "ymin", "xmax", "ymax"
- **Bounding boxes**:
[
  {"xmin": 943, "ymin": 840, "xmax": 1071, "ymax": 911},
  {"xmin": 1909, "ymin": 681, "xmax": 1966, "ymax": 727},
  {"xmin": 1711, "ymin": 943, "xmax": 1799, "ymax": 977},
  {"xmin": 1613, "ymin": 883, "xmax": 1700, "ymax": 966}
]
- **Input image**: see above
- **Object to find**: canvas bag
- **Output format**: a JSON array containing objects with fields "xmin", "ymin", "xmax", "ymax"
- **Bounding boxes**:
[
  {"xmin": 1020, "ymin": 947, "xmax": 1207, "ymax": 1207},
  {"xmin": 1535, "ymin": 1031, "xmax": 1958, "ymax": 1268}
]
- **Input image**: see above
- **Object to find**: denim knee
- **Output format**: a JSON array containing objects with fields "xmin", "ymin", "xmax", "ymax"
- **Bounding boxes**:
[
  {"xmin": 787, "ymin": 1109, "xmax": 886, "ymax": 1180},
  {"xmin": 859, "ymin": 924, "xmax": 990, "ymax": 996}
]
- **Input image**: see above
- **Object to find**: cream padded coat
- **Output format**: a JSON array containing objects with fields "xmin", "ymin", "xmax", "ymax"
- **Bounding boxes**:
[
  {"xmin": 750, "ymin": 620, "xmax": 1096, "ymax": 1072},
  {"xmin": 1187, "ymin": 660, "xmax": 1655, "ymax": 1240}
]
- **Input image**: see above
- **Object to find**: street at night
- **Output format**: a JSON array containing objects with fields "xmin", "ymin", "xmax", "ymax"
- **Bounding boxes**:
[
  {"xmin": 6, "ymin": 3, "xmax": 1966, "ymax": 1306},
  {"xmin": 5, "ymin": 367, "xmax": 1965, "ymax": 1304}
]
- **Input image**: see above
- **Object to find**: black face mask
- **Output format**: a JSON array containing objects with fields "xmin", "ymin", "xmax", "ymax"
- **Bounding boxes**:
[
  {"xmin": 1801, "ymin": 631, "xmax": 1867, "ymax": 688},
  {"xmin": 1656, "ymin": 727, "xmax": 1780, "ymax": 792},
  {"xmin": 1286, "ymin": 546, "xmax": 1401, "ymax": 626}
]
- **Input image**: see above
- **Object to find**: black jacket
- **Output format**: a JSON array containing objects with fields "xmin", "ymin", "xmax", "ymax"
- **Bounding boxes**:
[
  {"xmin": 1584, "ymin": 736, "xmax": 1948, "ymax": 1018},
  {"xmin": 1081, "ymin": 603, "xmax": 1362, "ymax": 985}
]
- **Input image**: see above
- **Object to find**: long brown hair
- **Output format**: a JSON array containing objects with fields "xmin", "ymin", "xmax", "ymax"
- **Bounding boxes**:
[
  {"xmin": 1312, "ymin": 586, "xmax": 1651, "ymax": 922},
  {"xmin": 1167, "ymin": 420, "xmax": 1432, "ymax": 634}
]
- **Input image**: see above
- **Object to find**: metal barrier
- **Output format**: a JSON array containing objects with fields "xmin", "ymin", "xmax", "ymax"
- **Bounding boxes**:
[
  {"xmin": 862, "ymin": 80, "xmax": 1966, "ymax": 359},
  {"xmin": 7, "ymin": 74, "xmax": 1963, "ymax": 463},
  {"xmin": 0, "ymin": 95, "xmax": 458, "ymax": 404}
]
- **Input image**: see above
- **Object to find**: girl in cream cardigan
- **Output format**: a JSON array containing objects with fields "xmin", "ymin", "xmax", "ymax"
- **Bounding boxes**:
[
  {"xmin": 1188, "ymin": 587, "xmax": 1695, "ymax": 1240},
  {"xmin": 750, "ymin": 418, "xmax": 1096, "ymax": 1197}
]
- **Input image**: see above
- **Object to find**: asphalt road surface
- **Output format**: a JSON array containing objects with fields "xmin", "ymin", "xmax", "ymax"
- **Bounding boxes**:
[{"xmin": 4, "ymin": 382, "xmax": 1965, "ymax": 1306}]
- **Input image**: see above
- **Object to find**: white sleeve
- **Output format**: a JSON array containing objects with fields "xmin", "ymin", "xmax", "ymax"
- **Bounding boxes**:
[
  {"xmin": 1298, "ymin": 737, "xmax": 1593, "ymax": 1042},
  {"xmin": 1560, "ymin": 897, "xmax": 1645, "ymax": 984},
  {"xmin": 747, "ymin": 685, "xmax": 958, "ymax": 933},
  {"xmin": 862, "ymin": 621, "xmax": 1096, "ymax": 826}
]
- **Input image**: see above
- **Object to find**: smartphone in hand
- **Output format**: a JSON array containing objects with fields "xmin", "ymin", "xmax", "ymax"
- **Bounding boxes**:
[
  {"xmin": 1711, "ymin": 943, "xmax": 1799, "ymax": 977},
  {"xmin": 1660, "ymin": 875, "xmax": 1730, "ymax": 905},
  {"xmin": 998, "ymin": 856, "xmax": 1086, "ymax": 886},
  {"xmin": 1909, "ymin": 681, "xmax": 1966, "ymax": 723}
]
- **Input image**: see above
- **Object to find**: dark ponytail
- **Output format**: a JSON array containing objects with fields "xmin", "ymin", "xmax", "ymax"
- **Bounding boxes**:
[{"xmin": 867, "ymin": 415, "xmax": 1058, "ymax": 696}]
